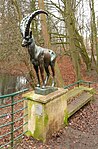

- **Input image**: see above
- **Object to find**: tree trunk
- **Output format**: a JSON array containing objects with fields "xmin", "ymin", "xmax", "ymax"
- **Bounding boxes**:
[
  {"xmin": 66, "ymin": 0, "xmax": 81, "ymax": 80},
  {"xmin": 75, "ymin": 30, "xmax": 91, "ymax": 70},
  {"xmin": 11, "ymin": 0, "xmax": 22, "ymax": 22},
  {"xmin": 89, "ymin": 0, "xmax": 98, "ymax": 66},
  {"xmin": 38, "ymin": 0, "xmax": 51, "ymax": 48}
]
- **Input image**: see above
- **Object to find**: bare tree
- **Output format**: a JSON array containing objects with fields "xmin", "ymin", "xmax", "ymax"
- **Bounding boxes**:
[{"xmin": 89, "ymin": 0, "xmax": 98, "ymax": 68}]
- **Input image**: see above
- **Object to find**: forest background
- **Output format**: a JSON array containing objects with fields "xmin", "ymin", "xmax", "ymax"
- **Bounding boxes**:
[{"xmin": 0, "ymin": 0, "xmax": 98, "ymax": 88}]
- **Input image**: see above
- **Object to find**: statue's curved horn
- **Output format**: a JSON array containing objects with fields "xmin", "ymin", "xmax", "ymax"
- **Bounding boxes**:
[{"xmin": 20, "ymin": 10, "xmax": 48, "ymax": 37}]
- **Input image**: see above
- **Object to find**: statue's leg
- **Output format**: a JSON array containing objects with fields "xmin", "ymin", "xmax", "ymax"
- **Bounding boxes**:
[
  {"xmin": 34, "ymin": 65, "xmax": 40, "ymax": 87},
  {"xmin": 39, "ymin": 65, "xmax": 45, "ymax": 89},
  {"xmin": 44, "ymin": 66, "xmax": 50, "ymax": 86},
  {"xmin": 51, "ymin": 64, "xmax": 56, "ymax": 87}
]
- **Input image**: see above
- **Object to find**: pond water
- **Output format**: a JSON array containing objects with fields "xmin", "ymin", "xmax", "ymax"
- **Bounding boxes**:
[{"xmin": 0, "ymin": 74, "xmax": 27, "ymax": 96}]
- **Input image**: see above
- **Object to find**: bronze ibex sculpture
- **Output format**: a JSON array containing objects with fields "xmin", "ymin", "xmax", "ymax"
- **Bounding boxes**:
[{"xmin": 20, "ymin": 10, "xmax": 56, "ymax": 88}]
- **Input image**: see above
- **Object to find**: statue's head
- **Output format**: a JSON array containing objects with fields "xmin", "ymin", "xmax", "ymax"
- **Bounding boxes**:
[
  {"xmin": 20, "ymin": 10, "xmax": 48, "ymax": 47},
  {"xmin": 21, "ymin": 31, "xmax": 32, "ymax": 47}
]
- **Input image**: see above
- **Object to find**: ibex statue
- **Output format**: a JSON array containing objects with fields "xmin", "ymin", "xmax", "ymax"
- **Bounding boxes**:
[{"xmin": 20, "ymin": 10, "xmax": 56, "ymax": 88}]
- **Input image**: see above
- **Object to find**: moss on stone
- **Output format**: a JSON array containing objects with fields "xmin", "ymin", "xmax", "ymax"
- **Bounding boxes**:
[
  {"xmin": 28, "ymin": 100, "xmax": 34, "ymax": 118},
  {"xmin": 25, "ymin": 130, "xmax": 32, "ymax": 136},
  {"xmin": 44, "ymin": 114, "xmax": 48, "ymax": 126},
  {"xmin": 64, "ymin": 109, "xmax": 68, "ymax": 125},
  {"xmin": 33, "ymin": 115, "xmax": 44, "ymax": 141}
]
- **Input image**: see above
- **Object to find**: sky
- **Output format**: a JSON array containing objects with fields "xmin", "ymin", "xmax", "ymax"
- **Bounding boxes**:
[
  {"xmin": 51, "ymin": 0, "xmax": 98, "ymax": 29},
  {"xmin": 50, "ymin": 0, "xmax": 98, "ymax": 39},
  {"xmin": 51, "ymin": 0, "xmax": 98, "ymax": 18}
]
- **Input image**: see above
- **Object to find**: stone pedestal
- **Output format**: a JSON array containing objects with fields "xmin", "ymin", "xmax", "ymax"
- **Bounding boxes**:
[{"xmin": 23, "ymin": 88, "xmax": 68, "ymax": 142}]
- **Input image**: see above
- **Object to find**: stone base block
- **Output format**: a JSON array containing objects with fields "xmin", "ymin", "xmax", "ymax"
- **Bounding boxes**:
[{"xmin": 23, "ymin": 88, "xmax": 68, "ymax": 142}]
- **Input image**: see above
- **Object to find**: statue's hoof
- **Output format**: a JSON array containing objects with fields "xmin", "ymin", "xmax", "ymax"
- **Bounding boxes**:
[
  {"xmin": 37, "ymin": 84, "xmax": 40, "ymax": 88},
  {"xmin": 42, "ymin": 85, "xmax": 45, "ymax": 89},
  {"xmin": 52, "ymin": 82, "xmax": 55, "ymax": 87}
]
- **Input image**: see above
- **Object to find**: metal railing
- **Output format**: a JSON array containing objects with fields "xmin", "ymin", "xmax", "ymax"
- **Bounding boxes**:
[
  {"xmin": 0, "ymin": 88, "xmax": 28, "ymax": 149},
  {"xmin": 64, "ymin": 80, "xmax": 93, "ymax": 89}
]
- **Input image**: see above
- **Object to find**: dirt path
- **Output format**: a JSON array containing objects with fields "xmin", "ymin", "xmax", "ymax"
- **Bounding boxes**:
[{"xmin": 47, "ymin": 126, "xmax": 98, "ymax": 149}]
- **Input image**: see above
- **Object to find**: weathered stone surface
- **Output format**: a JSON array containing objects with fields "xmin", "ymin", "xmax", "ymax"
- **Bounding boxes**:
[{"xmin": 23, "ymin": 88, "xmax": 68, "ymax": 142}]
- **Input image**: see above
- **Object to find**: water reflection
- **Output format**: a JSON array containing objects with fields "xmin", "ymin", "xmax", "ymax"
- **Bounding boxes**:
[{"xmin": 0, "ymin": 74, "xmax": 27, "ymax": 96}]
